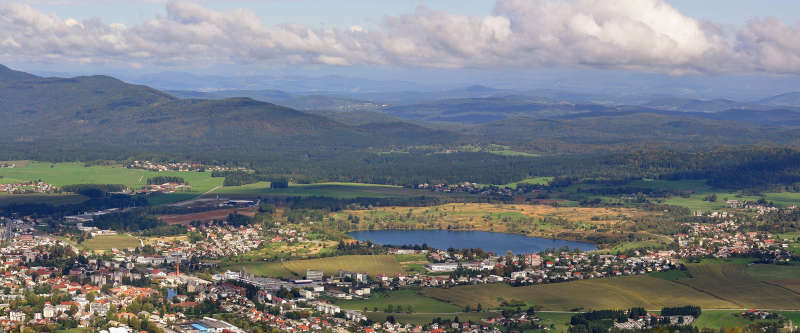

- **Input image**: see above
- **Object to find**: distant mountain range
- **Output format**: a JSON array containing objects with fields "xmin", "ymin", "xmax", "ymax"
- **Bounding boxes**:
[{"xmin": 2, "ymin": 64, "xmax": 800, "ymax": 160}]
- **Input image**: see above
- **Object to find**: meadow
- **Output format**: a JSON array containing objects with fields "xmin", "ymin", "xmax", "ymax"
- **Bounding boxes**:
[
  {"xmin": 80, "ymin": 234, "xmax": 140, "ymax": 252},
  {"xmin": 0, "ymin": 161, "xmax": 223, "ymax": 205},
  {"xmin": 232, "ymin": 255, "xmax": 404, "ymax": 278}
]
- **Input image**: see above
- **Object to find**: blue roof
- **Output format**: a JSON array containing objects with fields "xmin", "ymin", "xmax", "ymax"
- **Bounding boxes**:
[{"xmin": 191, "ymin": 323, "xmax": 208, "ymax": 331}]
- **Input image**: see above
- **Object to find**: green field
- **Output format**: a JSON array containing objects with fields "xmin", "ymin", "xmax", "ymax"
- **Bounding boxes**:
[
  {"xmin": 215, "ymin": 182, "xmax": 273, "ymax": 194},
  {"xmin": 82, "ymin": 234, "xmax": 140, "ymax": 252},
  {"xmin": 233, "ymin": 255, "xmax": 404, "ymax": 278},
  {"xmin": 693, "ymin": 309, "xmax": 800, "ymax": 329},
  {"xmin": 337, "ymin": 289, "xmax": 462, "ymax": 313},
  {"xmin": 537, "ymin": 312, "xmax": 574, "ymax": 333},
  {"xmin": 364, "ymin": 312, "xmax": 491, "ymax": 325},
  {"xmin": 502, "ymin": 177, "xmax": 553, "ymax": 189},
  {"xmin": 692, "ymin": 310, "xmax": 757, "ymax": 329},
  {"xmin": 0, "ymin": 162, "xmax": 221, "ymax": 191}
]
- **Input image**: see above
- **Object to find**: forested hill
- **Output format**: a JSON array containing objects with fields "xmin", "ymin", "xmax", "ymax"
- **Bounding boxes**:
[
  {"xmin": 0, "ymin": 65, "xmax": 460, "ymax": 159},
  {"xmin": 3, "ymin": 64, "xmax": 800, "ymax": 163},
  {"xmin": 0, "ymin": 64, "xmax": 39, "ymax": 81}
]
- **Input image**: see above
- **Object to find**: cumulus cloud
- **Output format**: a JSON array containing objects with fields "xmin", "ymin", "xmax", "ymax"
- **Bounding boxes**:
[{"xmin": 0, "ymin": 0, "xmax": 798, "ymax": 74}]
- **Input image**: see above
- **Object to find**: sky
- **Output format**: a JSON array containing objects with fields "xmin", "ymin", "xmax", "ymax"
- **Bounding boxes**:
[{"xmin": 2, "ymin": 0, "xmax": 800, "ymax": 96}]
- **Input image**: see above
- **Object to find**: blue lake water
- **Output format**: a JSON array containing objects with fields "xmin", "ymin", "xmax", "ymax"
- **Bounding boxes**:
[{"xmin": 347, "ymin": 230, "xmax": 596, "ymax": 254}]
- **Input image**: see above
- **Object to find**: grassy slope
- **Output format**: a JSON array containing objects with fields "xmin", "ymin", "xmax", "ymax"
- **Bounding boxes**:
[
  {"xmin": 421, "ymin": 275, "xmax": 739, "ymax": 311},
  {"xmin": 675, "ymin": 262, "xmax": 800, "ymax": 309},
  {"xmin": 337, "ymin": 289, "xmax": 462, "ymax": 313}
]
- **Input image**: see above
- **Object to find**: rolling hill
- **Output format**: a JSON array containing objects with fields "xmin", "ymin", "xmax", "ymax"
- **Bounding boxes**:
[
  {"xmin": 2, "ymin": 64, "xmax": 800, "ymax": 161},
  {"xmin": 0, "ymin": 65, "xmax": 459, "ymax": 159}
]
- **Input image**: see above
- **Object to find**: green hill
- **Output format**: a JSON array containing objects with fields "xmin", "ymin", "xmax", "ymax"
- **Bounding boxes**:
[{"xmin": 0, "ymin": 65, "xmax": 459, "ymax": 159}]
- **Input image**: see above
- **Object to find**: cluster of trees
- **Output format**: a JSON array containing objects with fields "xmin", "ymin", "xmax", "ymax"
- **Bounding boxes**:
[
  {"xmin": 62, "ymin": 184, "xmax": 127, "ymax": 197},
  {"xmin": 218, "ymin": 171, "xmax": 266, "ymax": 186},
  {"xmin": 660, "ymin": 306, "xmax": 701, "ymax": 317},
  {"xmin": 93, "ymin": 211, "xmax": 162, "ymax": 231},
  {"xmin": 0, "ymin": 193, "xmax": 148, "ymax": 218}
]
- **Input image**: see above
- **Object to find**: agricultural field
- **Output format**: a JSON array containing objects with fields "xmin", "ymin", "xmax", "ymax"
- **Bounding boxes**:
[
  {"xmin": 421, "ymin": 275, "xmax": 739, "ymax": 311},
  {"xmin": 335, "ymin": 203, "xmax": 656, "ymax": 244},
  {"xmin": 0, "ymin": 161, "xmax": 221, "ymax": 192},
  {"xmin": 0, "ymin": 161, "xmax": 224, "ymax": 206},
  {"xmin": 420, "ymin": 261, "xmax": 800, "ymax": 313},
  {"xmin": 648, "ymin": 269, "xmax": 691, "ymax": 281},
  {"xmin": 232, "ymin": 255, "xmax": 404, "ymax": 279},
  {"xmin": 81, "ymin": 234, "xmax": 140, "ymax": 252},
  {"xmin": 336, "ymin": 289, "xmax": 462, "ymax": 313},
  {"xmin": 674, "ymin": 262, "xmax": 800, "ymax": 309}
]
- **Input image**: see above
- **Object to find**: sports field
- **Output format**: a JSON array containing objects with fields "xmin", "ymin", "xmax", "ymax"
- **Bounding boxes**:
[
  {"xmin": 81, "ymin": 234, "xmax": 140, "ymax": 252},
  {"xmin": 233, "ymin": 255, "xmax": 403, "ymax": 278}
]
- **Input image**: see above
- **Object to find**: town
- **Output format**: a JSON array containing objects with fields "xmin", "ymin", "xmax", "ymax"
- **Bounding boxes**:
[{"xmin": 0, "ymin": 198, "xmax": 796, "ymax": 333}]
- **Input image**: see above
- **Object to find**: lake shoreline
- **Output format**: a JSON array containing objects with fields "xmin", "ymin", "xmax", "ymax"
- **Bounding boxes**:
[{"xmin": 348, "ymin": 229, "xmax": 597, "ymax": 255}]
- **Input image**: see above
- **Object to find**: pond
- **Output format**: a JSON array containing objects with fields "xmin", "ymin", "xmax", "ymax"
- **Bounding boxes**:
[{"xmin": 347, "ymin": 230, "xmax": 596, "ymax": 255}]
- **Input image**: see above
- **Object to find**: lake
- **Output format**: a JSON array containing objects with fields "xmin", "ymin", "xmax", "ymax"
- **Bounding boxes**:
[{"xmin": 347, "ymin": 230, "xmax": 596, "ymax": 254}]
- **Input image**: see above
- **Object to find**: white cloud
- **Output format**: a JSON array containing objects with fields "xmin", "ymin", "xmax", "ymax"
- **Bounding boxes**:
[{"xmin": 0, "ymin": 0, "xmax": 798, "ymax": 74}]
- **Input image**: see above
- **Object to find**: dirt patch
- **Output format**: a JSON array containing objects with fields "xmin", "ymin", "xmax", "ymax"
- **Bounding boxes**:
[{"xmin": 158, "ymin": 207, "xmax": 257, "ymax": 225}]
